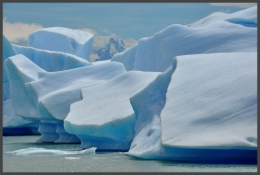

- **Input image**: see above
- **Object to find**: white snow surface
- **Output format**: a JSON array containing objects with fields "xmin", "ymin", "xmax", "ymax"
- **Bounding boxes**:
[
  {"xmin": 27, "ymin": 27, "xmax": 94, "ymax": 61},
  {"xmin": 111, "ymin": 6, "xmax": 257, "ymax": 72}
]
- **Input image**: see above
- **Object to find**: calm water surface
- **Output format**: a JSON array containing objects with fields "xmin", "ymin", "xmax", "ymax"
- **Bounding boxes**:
[{"xmin": 2, "ymin": 136, "xmax": 257, "ymax": 172}]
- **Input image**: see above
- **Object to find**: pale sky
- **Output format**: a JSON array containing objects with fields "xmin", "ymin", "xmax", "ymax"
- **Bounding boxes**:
[{"xmin": 3, "ymin": 3, "xmax": 257, "ymax": 47}]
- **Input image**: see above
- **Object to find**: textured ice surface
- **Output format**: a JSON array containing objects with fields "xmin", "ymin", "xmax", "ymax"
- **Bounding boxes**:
[
  {"xmin": 27, "ymin": 27, "xmax": 94, "ymax": 61},
  {"xmin": 128, "ymin": 52, "xmax": 257, "ymax": 164},
  {"xmin": 64, "ymin": 71, "xmax": 161, "ymax": 150},
  {"xmin": 6, "ymin": 147, "xmax": 96, "ymax": 156},
  {"xmin": 111, "ymin": 6, "xmax": 256, "ymax": 72},
  {"xmin": 26, "ymin": 62, "xmax": 126, "ymax": 121},
  {"xmin": 13, "ymin": 44, "xmax": 91, "ymax": 71},
  {"xmin": 5, "ymin": 54, "xmax": 125, "ymax": 142},
  {"xmin": 161, "ymin": 52, "xmax": 257, "ymax": 149}
]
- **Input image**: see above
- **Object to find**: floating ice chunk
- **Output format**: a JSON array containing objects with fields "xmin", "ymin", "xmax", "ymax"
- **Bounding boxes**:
[
  {"xmin": 64, "ymin": 71, "xmax": 161, "ymax": 150},
  {"xmin": 13, "ymin": 44, "xmax": 91, "ymax": 71},
  {"xmin": 27, "ymin": 27, "xmax": 94, "ymax": 61},
  {"xmin": 65, "ymin": 157, "xmax": 81, "ymax": 160},
  {"xmin": 6, "ymin": 147, "xmax": 96, "ymax": 156}
]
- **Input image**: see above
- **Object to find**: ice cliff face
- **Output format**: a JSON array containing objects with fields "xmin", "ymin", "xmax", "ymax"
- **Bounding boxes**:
[
  {"xmin": 128, "ymin": 52, "xmax": 257, "ymax": 164},
  {"xmin": 3, "ymin": 35, "xmax": 39, "ymax": 135},
  {"xmin": 3, "ymin": 6, "xmax": 257, "ymax": 163}
]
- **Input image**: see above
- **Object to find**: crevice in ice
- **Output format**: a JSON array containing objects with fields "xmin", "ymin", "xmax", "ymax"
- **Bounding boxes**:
[
  {"xmin": 226, "ymin": 18, "xmax": 257, "ymax": 27},
  {"xmin": 127, "ymin": 58, "xmax": 177, "ymax": 158}
]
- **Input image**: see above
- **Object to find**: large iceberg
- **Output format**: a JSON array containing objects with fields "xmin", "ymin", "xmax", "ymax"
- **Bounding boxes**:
[
  {"xmin": 128, "ymin": 52, "xmax": 257, "ymax": 164},
  {"xmin": 27, "ymin": 27, "xmax": 94, "ymax": 61},
  {"xmin": 111, "ymin": 6, "xmax": 257, "ymax": 72},
  {"xmin": 3, "ymin": 6, "xmax": 257, "ymax": 164}
]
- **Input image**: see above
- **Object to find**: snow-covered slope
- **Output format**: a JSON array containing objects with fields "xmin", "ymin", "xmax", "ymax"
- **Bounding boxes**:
[
  {"xmin": 111, "ymin": 6, "xmax": 257, "ymax": 72},
  {"xmin": 27, "ymin": 27, "xmax": 94, "ymax": 61}
]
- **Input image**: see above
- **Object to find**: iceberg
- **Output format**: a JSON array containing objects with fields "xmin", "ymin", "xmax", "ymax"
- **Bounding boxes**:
[
  {"xmin": 64, "ymin": 71, "xmax": 161, "ymax": 151},
  {"xmin": 111, "ymin": 6, "xmax": 257, "ymax": 72},
  {"xmin": 3, "ymin": 6, "xmax": 257, "ymax": 164},
  {"xmin": 5, "ymin": 54, "xmax": 126, "ymax": 142},
  {"xmin": 128, "ymin": 52, "xmax": 257, "ymax": 164},
  {"xmin": 27, "ymin": 27, "xmax": 94, "ymax": 61}
]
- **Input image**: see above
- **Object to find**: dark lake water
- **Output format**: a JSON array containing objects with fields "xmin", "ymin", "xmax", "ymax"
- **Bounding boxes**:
[{"xmin": 2, "ymin": 136, "xmax": 257, "ymax": 172}]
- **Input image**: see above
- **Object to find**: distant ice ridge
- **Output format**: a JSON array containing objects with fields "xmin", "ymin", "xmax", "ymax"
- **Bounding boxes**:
[
  {"xmin": 127, "ymin": 52, "xmax": 257, "ymax": 164},
  {"xmin": 27, "ymin": 27, "xmax": 94, "ymax": 61},
  {"xmin": 6, "ymin": 147, "xmax": 96, "ymax": 156},
  {"xmin": 189, "ymin": 5, "xmax": 257, "ymax": 27},
  {"xmin": 12, "ymin": 44, "xmax": 91, "ymax": 71},
  {"xmin": 111, "ymin": 6, "xmax": 257, "ymax": 72}
]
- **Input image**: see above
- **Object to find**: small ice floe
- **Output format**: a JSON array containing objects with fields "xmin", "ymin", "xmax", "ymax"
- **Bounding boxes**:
[
  {"xmin": 65, "ymin": 157, "xmax": 81, "ymax": 160},
  {"xmin": 6, "ymin": 147, "xmax": 96, "ymax": 156}
]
